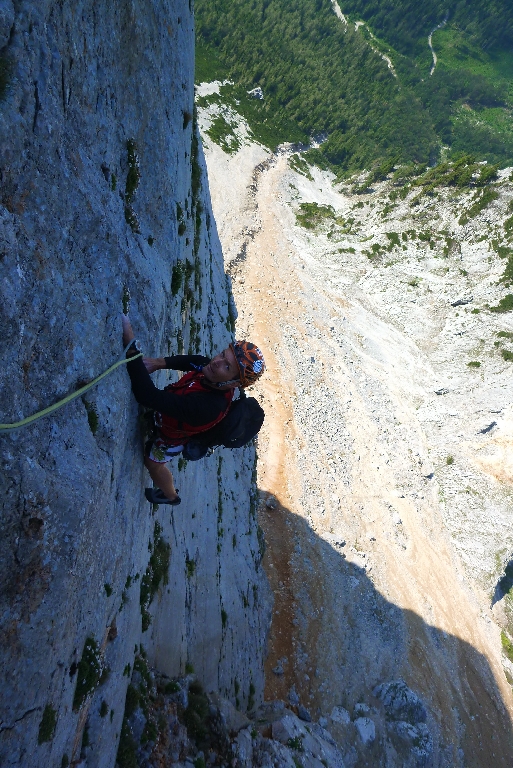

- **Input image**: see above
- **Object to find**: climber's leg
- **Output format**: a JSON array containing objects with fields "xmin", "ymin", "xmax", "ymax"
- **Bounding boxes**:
[{"xmin": 144, "ymin": 455, "xmax": 180, "ymax": 502}]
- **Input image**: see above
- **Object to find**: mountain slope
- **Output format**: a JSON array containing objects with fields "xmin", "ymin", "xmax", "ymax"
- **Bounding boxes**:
[
  {"xmin": 195, "ymin": 0, "xmax": 513, "ymax": 172},
  {"xmin": 197, "ymin": 89, "xmax": 513, "ymax": 767}
]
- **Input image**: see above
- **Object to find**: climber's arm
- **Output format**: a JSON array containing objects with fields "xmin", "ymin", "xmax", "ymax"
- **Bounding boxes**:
[{"xmin": 143, "ymin": 354, "xmax": 210, "ymax": 374}]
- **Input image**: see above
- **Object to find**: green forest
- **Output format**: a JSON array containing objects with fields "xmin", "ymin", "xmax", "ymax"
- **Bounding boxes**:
[{"xmin": 195, "ymin": 0, "xmax": 513, "ymax": 175}]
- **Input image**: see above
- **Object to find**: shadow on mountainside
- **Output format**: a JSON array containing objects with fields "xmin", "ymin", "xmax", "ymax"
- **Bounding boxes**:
[{"xmin": 258, "ymin": 492, "xmax": 513, "ymax": 768}]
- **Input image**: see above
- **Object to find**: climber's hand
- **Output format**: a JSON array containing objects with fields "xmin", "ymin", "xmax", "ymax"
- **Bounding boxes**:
[
  {"xmin": 122, "ymin": 314, "xmax": 135, "ymax": 346},
  {"xmin": 144, "ymin": 357, "xmax": 166, "ymax": 374}
]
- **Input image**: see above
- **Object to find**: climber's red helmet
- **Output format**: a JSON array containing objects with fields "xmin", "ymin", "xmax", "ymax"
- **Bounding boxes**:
[{"xmin": 230, "ymin": 340, "xmax": 266, "ymax": 388}]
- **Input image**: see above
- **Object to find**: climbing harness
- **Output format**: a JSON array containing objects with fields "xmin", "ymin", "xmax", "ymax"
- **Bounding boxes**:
[
  {"xmin": 157, "ymin": 370, "xmax": 234, "ymax": 444},
  {"xmin": 0, "ymin": 342, "xmax": 142, "ymax": 432}
]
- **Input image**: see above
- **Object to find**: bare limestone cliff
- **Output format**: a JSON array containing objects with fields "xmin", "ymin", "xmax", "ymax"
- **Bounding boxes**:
[{"xmin": 0, "ymin": 2, "xmax": 271, "ymax": 766}]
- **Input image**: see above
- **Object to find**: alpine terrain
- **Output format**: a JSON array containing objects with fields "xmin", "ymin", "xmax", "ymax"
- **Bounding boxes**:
[{"xmin": 195, "ymin": 0, "xmax": 513, "ymax": 765}]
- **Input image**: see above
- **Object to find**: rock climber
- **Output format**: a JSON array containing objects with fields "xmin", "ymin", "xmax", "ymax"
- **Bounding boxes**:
[{"xmin": 122, "ymin": 314, "xmax": 265, "ymax": 506}]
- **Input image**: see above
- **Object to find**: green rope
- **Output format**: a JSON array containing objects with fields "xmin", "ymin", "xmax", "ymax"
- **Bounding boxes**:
[{"xmin": 0, "ymin": 349, "xmax": 142, "ymax": 432}]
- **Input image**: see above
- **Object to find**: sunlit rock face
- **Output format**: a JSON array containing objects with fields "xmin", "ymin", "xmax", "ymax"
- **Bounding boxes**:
[{"xmin": 0, "ymin": 2, "xmax": 270, "ymax": 765}]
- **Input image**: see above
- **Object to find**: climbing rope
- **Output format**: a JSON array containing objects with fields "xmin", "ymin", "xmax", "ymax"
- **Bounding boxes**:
[{"xmin": 0, "ymin": 343, "xmax": 142, "ymax": 432}]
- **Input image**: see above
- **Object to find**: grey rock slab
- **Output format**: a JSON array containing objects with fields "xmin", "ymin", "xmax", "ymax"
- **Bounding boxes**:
[
  {"xmin": 209, "ymin": 692, "xmax": 250, "ymax": 735},
  {"xmin": 271, "ymin": 713, "xmax": 346, "ymax": 767},
  {"xmin": 234, "ymin": 727, "xmax": 254, "ymax": 767},
  {"xmin": 354, "ymin": 716, "xmax": 376, "ymax": 746}
]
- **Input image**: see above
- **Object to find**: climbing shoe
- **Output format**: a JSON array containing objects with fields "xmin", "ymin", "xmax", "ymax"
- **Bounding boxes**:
[{"xmin": 144, "ymin": 487, "xmax": 181, "ymax": 506}]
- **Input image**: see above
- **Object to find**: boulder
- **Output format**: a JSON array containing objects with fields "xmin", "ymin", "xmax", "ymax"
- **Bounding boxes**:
[
  {"xmin": 388, "ymin": 720, "xmax": 433, "ymax": 767},
  {"xmin": 247, "ymin": 86, "xmax": 264, "ymax": 100},
  {"xmin": 373, "ymin": 680, "xmax": 427, "ymax": 723},
  {"xmin": 354, "ymin": 717, "xmax": 375, "ymax": 746},
  {"xmin": 233, "ymin": 727, "xmax": 254, "ymax": 767},
  {"xmin": 209, "ymin": 692, "xmax": 250, "ymax": 735},
  {"xmin": 297, "ymin": 705, "xmax": 312, "ymax": 722},
  {"xmin": 330, "ymin": 706, "xmax": 351, "ymax": 726},
  {"xmin": 271, "ymin": 712, "xmax": 346, "ymax": 767}
]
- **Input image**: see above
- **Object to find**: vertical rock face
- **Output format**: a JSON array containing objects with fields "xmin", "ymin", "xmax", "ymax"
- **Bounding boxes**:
[{"xmin": 0, "ymin": 2, "xmax": 270, "ymax": 766}]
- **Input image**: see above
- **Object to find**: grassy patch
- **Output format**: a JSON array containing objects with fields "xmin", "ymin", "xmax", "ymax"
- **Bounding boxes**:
[
  {"xmin": 140, "ymin": 522, "xmax": 170, "ymax": 632},
  {"xmin": 386, "ymin": 232, "xmax": 401, "ymax": 248},
  {"xmin": 117, "ymin": 650, "xmax": 160, "ymax": 765},
  {"xmin": 490, "ymin": 294, "xmax": 513, "ymax": 313},
  {"xmin": 206, "ymin": 113, "xmax": 241, "ymax": 154},
  {"xmin": 171, "ymin": 261, "xmax": 185, "ymax": 296},
  {"xmin": 289, "ymin": 154, "xmax": 313, "ymax": 180},
  {"xmin": 124, "ymin": 139, "xmax": 141, "ymax": 234},
  {"xmin": 116, "ymin": 716, "xmax": 138, "ymax": 768},
  {"xmin": 122, "ymin": 286, "xmax": 130, "ymax": 314},
  {"xmin": 499, "ymin": 254, "xmax": 513, "ymax": 287},
  {"xmin": 186, "ymin": 556, "xmax": 196, "ymax": 578},
  {"xmin": 287, "ymin": 736, "xmax": 304, "ymax": 752},
  {"xmin": 184, "ymin": 680, "xmax": 211, "ymax": 747},
  {"xmin": 177, "ymin": 202, "xmax": 186, "ymax": 236},
  {"xmin": 125, "ymin": 140, "xmax": 140, "ymax": 204},
  {"xmin": 124, "ymin": 205, "xmax": 140, "ymax": 234},
  {"xmin": 413, "ymin": 155, "xmax": 498, "ymax": 196},
  {"xmin": 353, "ymin": 158, "xmax": 397, "ymax": 192},
  {"xmin": 73, "ymin": 638, "xmax": 103, "ymax": 711},
  {"xmin": 38, "ymin": 705, "xmax": 57, "ymax": 744},
  {"xmin": 83, "ymin": 401, "xmax": 99, "ymax": 435},
  {"xmin": 0, "ymin": 55, "xmax": 11, "ymax": 102},
  {"xmin": 460, "ymin": 186, "xmax": 499, "ymax": 224},
  {"xmin": 433, "ymin": 25, "xmax": 513, "ymax": 102},
  {"xmin": 501, "ymin": 631, "xmax": 513, "ymax": 663},
  {"xmin": 295, "ymin": 202, "xmax": 341, "ymax": 229}
]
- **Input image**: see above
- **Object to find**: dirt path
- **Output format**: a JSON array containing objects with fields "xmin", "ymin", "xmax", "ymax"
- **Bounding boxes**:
[
  {"xmin": 428, "ymin": 16, "xmax": 448, "ymax": 76},
  {"xmin": 200, "ymin": 123, "xmax": 513, "ymax": 762}
]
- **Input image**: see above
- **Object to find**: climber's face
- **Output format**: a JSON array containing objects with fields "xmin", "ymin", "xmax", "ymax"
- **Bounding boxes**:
[{"xmin": 202, "ymin": 347, "xmax": 240, "ymax": 386}]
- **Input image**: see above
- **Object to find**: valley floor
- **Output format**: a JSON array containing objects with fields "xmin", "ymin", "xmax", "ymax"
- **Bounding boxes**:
[{"xmin": 199, "ymin": 96, "xmax": 513, "ymax": 765}]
